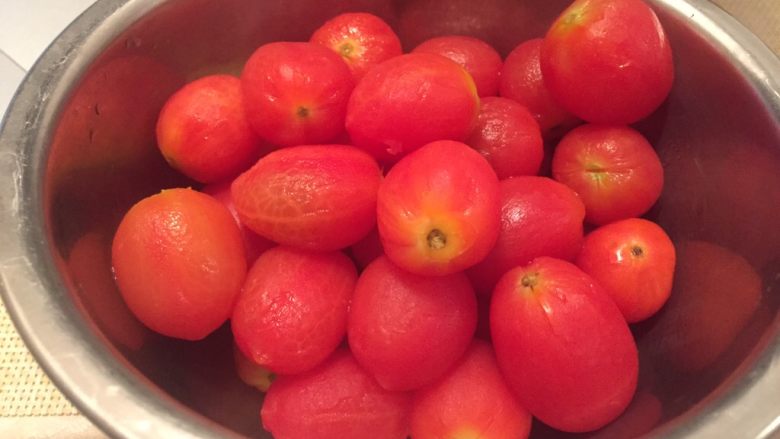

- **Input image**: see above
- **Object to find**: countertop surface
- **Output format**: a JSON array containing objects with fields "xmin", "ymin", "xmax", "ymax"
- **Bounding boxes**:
[{"xmin": 0, "ymin": 1, "xmax": 778, "ymax": 438}]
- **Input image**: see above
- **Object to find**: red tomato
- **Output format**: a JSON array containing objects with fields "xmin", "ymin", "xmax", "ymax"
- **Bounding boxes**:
[
  {"xmin": 410, "ymin": 341, "xmax": 532, "ymax": 439},
  {"xmin": 261, "ymin": 349, "xmax": 411, "ymax": 439},
  {"xmin": 577, "ymin": 218, "xmax": 676, "ymax": 322},
  {"xmin": 491, "ymin": 257, "xmax": 638, "ymax": 432},
  {"xmin": 156, "ymin": 75, "xmax": 263, "ymax": 183},
  {"xmin": 231, "ymin": 246, "xmax": 357, "ymax": 375},
  {"xmin": 310, "ymin": 12, "xmax": 402, "ymax": 81},
  {"xmin": 468, "ymin": 176, "xmax": 585, "ymax": 296},
  {"xmin": 231, "ymin": 145, "xmax": 381, "ymax": 251},
  {"xmin": 346, "ymin": 54, "xmax": 479, "ymax": 163},
  {"xmin": 241, "ymin": 42, "xmax": 355, "ymax": 146},
  {"xmin": 465, "ymin": 97, "xmax": 544, "ymax": 179},
  {"xmin": 377, "ymin": 140, "xmax": 500, "ymax": 276},
  {"xmin": 348, "ymin": 256, "xmax": 477, "ymax": 391},
  {"xmin": 412, "ymin": 35, "xmax": 503, "ymax": 97},
  {"xmin": 552, "ymin": 124, "xmax": 664, "ymax": 225},
  {"xmin": 499, "ymin": 38, "xmax": 575, "ymax": 132},
  {"xmin": 541, "ymin": 0, "xmax": 674, "ymax": 124}
]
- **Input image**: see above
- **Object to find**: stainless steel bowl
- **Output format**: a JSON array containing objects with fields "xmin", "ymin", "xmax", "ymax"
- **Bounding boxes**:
[{"xmin": 1, "ymin": 0, "xmax": 778, "ymax": 438}]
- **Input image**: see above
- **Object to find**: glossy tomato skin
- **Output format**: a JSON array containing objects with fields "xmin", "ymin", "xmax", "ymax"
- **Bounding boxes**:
[
  {"xmin": 261, "ymin": 349, "xmax": 411, "ymax": 439},
  {"xmin": 231, "ymin": 246, "xmax": 357, "ymax": 375},
  {"xmin": 410, "ymin": 341, "xmax": 532, "ymax": 439},
  {"xmin": 577, "ymin": 218, "xmax": 676, "ymax": 322},
  {"xmin": 231, "ymin": 144, "xmax": 381, "ymax": 251},
  {"xmin": 468, "ymin": 176, "xmax": 585, "ymax": 296},
  {"xmin": 156, "ymin": 75, "xmax": 263, "ymax": 183},
  {"xmin": 346, "ymin": 54, "xmax": 479, "ymax": 163},
  {"xmin": 348, "ymin": 256, "xmax": 477, "ymax": 391},
  {"xmin": 241, "ymin": 42, "xmax": 354, "ymax": 146},
  {"xmin": 541, "ymin": 0, "xmax": 674, "ymax": 124},
  {"xmin": 412, "ymin": 35, "xmax": 503, "ymax": 97},
  {"xmin": 310, "ymin": 12, "xmax": 402, "ymax": 81},
  {"xmin": 552, "ymin": 124, "xmax": 663, "ymax": 225},
  {"xmin": 377, "ymin": 140, "xmax": 501, "ymax": 276},
  {"xmin": 491, "ymin": 257, "xmax": 638, "ymax": 432},
  {"xmin": 499, "ymin": 38, "xmax": 575, "ymax": 132},
  {"xmin": 465, "ymin": 97, "xmax": 544, "ymax": 179},
  {"xmin": 111, "ymin": 188, "xmax": 247, "ymax": 341}
]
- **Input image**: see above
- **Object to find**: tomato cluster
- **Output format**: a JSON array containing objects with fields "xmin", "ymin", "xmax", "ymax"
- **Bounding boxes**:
[{"xmin": 111, "ymin": 1, "xmax": 685, "ymax": 437}]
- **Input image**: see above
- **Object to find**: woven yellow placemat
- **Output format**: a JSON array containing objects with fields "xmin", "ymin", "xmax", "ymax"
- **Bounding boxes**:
[
  {"xmin": 0, "ymin": 300, "xmax": 79, "ymax": 418},
  {"xmin": 0, "ymin": 299, "xmax": 107, "ymax": 437}
]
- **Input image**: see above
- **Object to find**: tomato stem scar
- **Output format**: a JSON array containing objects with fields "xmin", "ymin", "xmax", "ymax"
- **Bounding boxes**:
[
  {"xmin": 427, "ymin": 228, "xmax": 447, "ymax": 250},
  {"xmin": 521, "ymin": 273, "xmax": 539, "ymax": 289}
]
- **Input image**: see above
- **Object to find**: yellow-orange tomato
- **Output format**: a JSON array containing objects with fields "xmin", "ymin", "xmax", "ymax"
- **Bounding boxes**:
[{"xmin": 111, "ymin": 188, "xmax": 247, "ymax": 341}]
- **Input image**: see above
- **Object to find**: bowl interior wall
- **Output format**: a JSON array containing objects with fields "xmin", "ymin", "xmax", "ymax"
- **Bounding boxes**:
[{"xmin": 43, "ymin": 0, "xmax": 780, "ymax": 437}]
